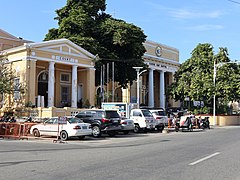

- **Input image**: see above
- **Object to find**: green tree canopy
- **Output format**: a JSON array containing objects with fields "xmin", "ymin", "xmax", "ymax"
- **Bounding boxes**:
[
  {"xmin": 44, "ymin": 0, "xmax": 147, "ymax": 88},
  {"xmin": 168, "ymin": 43, "xmax": 240, "ymax": 114},
  {"xmin": 0, "ymin": 56, "xmax": 16, "ymax": 94}
]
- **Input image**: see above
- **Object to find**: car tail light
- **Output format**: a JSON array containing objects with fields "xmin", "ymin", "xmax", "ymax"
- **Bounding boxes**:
[
  {"xmin": 102, "ymin": 118, "xmax": 110, "ymax": 123},
  {"xmin": 73, "ymin": 125, "xmax": 81, "ymax": 129},
  {"xmin": 121, "ymin": 121, "xmax": 127, "ymax": 125},
  {"xmin": 156, "ymin": 117, "xmax": 161, "ymax": 119}
]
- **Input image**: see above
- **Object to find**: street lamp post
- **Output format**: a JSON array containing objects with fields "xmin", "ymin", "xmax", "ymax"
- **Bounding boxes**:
[
  {"xmin": 213, "ymin": 60, "xmax": 240, "ymax": 126},
  {"xmin": 133, "ymin": 67, "xmax": 147, "ymax": 108}
]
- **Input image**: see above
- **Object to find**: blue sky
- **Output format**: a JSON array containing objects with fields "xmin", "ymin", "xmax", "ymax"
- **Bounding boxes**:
[{"xmin": 1, "ymin": 0, "xmax": 239, "ymax": 63}]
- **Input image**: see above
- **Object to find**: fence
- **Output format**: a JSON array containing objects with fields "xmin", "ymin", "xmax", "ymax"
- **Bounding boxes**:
[{"xmin": 0, "ymin": 122, "xmax": 37, "ymax": 140}]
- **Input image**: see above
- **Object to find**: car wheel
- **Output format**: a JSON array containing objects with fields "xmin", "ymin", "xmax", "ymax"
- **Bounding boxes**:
[
  {"xmin": 157, "ymin": 126, "xmax": 164, "ymax": 132},
  {"xmin": 123, "ymin": 131, "xmax": 129, "ymax": 135},
  {"xmin": 78, "ymin": 136, "xmax": 85, "ymax": 140},
  {"xmin": 33, "ymin": 129, "xmax": 40, "ymax": 137},
  {"xmin": 134, "ymin": 124, "xmax": 140, "ymax": 133},
  {"xmin": 60, "ymin": 131, "xmax": 68, "ymax": 141},
  {"xmin": 175, "ymin": 126, "xmax": 179, "ymax": 132},
  {"xmin": 92, "ymin": 126, "xmax": 101, "ymax": 137},
  {"xmin": 107, "ymin": 131, "xmax": 116, "ymax": 137}
]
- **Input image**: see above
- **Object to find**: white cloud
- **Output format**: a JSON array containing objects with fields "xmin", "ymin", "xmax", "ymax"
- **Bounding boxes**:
[
  {"xmin": 169, "ymin": 9, "xmax": 222, "ymax": 19},
  {"xmin": 186, "ymin": 24, "xmax": 224, "ymax": 31},
  {"xmin": 144, "ymin": 2, "xmax": 223, "ymax": 20}
]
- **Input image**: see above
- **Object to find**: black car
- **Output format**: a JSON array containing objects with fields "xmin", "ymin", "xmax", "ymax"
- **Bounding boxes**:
[{"xmin": 75, "ymin": 110, "xmax": 121, "ymax": 137}]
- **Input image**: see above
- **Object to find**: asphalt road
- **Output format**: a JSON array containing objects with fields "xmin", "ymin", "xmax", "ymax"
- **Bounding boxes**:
[{"xmin": 1, "ymin": 126, "xmax": 240, "ymax": 180}]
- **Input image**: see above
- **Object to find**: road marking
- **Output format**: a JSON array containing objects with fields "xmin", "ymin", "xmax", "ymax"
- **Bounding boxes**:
[{"xmin": 189, "ymin": 152, "xmax": 221, "ymax": 166}]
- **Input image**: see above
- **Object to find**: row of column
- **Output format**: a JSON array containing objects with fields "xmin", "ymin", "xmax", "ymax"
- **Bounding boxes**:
[
  {"xmin": 148, "ymin": 68, "xmax": 165, "ymax": 109},
  {"xmin": 47, "ymin": 61, "xmax": 78, "ymax": 108}
]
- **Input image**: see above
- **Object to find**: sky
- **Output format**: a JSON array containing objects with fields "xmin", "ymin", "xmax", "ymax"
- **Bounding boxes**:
[{"xmin": 1, "ymin": 0, "xmax": 239, "ymax": 63}]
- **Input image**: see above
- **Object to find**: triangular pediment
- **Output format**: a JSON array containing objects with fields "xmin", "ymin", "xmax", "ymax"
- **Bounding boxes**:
[
  {"xmin": 28, "ymin": 39, "xmax": 95, "ymax": 60},
  {"xmin": 0, "ymin": 29, "xmax": 19, "ymax": 40}
]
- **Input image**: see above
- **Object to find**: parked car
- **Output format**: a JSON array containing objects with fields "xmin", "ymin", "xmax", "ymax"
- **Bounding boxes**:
[
  {"xmin": 119, "ymin": 118, "xmax": 135, "ymax": 134},
  {"xmin": 30, "ymin": 116, "xmax": 92, "ymax": 140},
  {"xmin": 75, "ymin": 109, "xmax": 121, "ymax": 137},
  {"xmin": 130, "ymin": 109, "xmax": 156, "ymax": 133},
  {"xmin": 149, "ymin": 109, "xmax": 168, "ymax": 131},
  {"xmin": 105, "ymin": 110, "xmax": 134, "ymax": 135}
]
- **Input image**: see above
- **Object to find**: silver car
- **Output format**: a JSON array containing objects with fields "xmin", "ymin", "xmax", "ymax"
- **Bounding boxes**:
[
  {"xmin": 105, "ymin": 110, "xmax": 134, "ymax": 135},
  {"xmin": 119, "ymin": 118, "xmax": 135, "ymax": 134}
]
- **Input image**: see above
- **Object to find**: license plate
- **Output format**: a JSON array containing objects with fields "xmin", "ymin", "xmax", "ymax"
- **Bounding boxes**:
[{"xmin": 82, "ymin": 126, "xmax": 87, "ymax": 129}]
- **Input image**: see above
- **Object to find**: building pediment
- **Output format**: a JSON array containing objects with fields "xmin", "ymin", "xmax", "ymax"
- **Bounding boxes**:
[
  {"xmin": 0, "ymin": 29, "xmax": 20, "ymax": 40},
  {"xmin": 27, "ymin": 38, "xmax": 96, "ymax": 60}
]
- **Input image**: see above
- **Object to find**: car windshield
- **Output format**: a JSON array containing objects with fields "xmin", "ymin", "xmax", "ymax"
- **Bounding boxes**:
[
  {"xmin": 142, "ymin": 110, "xmax": 153, "ymax": 117},
  {"xmin": 67, "ymin": 117, "xmax": 83, "ymax": 124}
]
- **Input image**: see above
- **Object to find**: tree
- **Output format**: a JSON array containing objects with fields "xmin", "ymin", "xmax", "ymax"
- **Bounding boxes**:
[
  {"xmin": 0, "ymin": 55, "xmax": 27, "ymax": 115},
  {"xmin": 0, "ymin": 55, "xmax": 16, "ymax": 94},
  {"xmin": 168, "ymin": 43, "xmax": 240, "ymax": 114},
  {"xmin": 44, "ymin": 0, "xmax": 147, "ymax": 88}
]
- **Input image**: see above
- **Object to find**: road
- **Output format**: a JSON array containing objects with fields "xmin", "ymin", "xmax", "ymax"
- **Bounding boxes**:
[{"xmin": 0, "ymin": 126, "xmax": 240, "ymax": 180}]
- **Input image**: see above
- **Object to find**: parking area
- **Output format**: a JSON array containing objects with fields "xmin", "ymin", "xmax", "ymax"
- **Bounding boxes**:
[{"xmin": 0, "ymin": 125, "xmax": 207, "ymax": 148}]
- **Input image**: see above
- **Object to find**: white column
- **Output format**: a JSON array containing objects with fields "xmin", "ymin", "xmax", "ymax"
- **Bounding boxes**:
[
  {"xmin": 159, "ymin": 70, "xmax": 165, "ymax": 109},
  {"xmin": 71, "ymin": 65, "xmax": 78, "ymax": 108},
  {"xmin": 41, "ymin": 96, "xmax": 45, "ymax": 108},
  {"xmin": 148, "ymin": 68, "xmax": 154, "ymax": 108},
  {"xmin": 48, "ymin": 61, "xmax": 55, "ymax": 107}
]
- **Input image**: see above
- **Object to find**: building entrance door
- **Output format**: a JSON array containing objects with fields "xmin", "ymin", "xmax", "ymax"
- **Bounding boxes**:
[
  {"xmin": 77, "ymin": 84, "xmax": 83, "ymax": 108},
  {"xmin": 38, "ymin": 71, "xmax": 48, "ymax": 107}
]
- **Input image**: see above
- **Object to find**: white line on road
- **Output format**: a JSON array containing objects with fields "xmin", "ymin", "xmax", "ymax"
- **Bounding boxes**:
[{"xmin": 189, "ymin": 152, "xmax": 221, "ymax": 166}]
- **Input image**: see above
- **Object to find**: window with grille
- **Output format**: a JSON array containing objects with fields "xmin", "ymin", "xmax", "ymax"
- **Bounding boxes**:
[
  {"xmin": 13, "ymin": 78, "xmax": 20, "ymax": 101},
  {"xmin": 60, "ymin": 73, "xmax": 70, "ymax": 83},
  {"xmin": 61, "ymin": 85, "xmax": 70, "ymax": 103}
]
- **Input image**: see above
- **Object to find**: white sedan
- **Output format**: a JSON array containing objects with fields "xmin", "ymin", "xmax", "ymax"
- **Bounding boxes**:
[{"xmin": 30, "ymin": 117, "xmax": 92, "ymax": 140}]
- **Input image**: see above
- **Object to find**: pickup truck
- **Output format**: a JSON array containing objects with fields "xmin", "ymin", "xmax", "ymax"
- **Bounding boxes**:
[{"xmin": 130, "ymin": 109, "xmax": 156, "ymax": 133}]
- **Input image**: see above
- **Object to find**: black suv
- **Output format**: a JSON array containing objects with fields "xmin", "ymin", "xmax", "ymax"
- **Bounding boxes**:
[{"xmin": 75, "ymin": 110, "xmax": 121, "ymax": 137}]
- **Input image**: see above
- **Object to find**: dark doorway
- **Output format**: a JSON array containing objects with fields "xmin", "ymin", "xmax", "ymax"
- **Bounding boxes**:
[{"xmin": 38, "ymin": 71, "xmax": 48, "ymax": 107}]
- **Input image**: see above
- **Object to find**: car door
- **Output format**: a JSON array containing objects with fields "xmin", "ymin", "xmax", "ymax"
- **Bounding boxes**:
[
  {"xmin": 39, "ymin": 118, "xmax": 55, "ymax": 136},
  {"xmin": 131, "ymin": 110, "xmax": 144, "ymax": 125},
  {"xmin": 49, "ymin": 117, "xmax": 60, "ymax": 136}
]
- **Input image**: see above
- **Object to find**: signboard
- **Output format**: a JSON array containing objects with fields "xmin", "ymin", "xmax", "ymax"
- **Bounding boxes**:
[
  {"xmin": 102, "ymin": 103, "xmax": 137, "ymax": 118},
  {"xmin": 102, "ymin": 103, "xmax": 128, "ymax": 118},
  {"xmin": 58, "ymin": 116, "xmax": 67, "ymax": 124}
]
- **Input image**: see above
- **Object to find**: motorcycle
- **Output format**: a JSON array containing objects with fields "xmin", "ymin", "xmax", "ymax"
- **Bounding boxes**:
[{"xmin": 200, "ymin": 117, "xmax": 210, "ymax": 129}]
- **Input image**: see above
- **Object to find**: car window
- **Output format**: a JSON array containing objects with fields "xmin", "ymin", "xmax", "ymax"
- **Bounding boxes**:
[
  {"xmin": 142, "ymin": 110, "xmax": 153, "ymax": 117},
  {"xmin": 52, "ymin": 118, "xmax": 58, "ymax": 124},
  {"xmin": 86, "ymin": 111, "xmax": 93, "ymax": 117},
  {"xmin": 93, "ymin": 111, "xmax": 104, "ymax": 118},
  {"xmin": 151, "ymin": 112, "xmax": 157, "ymax": 115},
  {"xmin": 45, "ymin": 118, "xmax": 55, "ymax": 124},
  {"xmin": 76, "ymin": 112, "xmax": 86, "ymax": 118},
  {"xmin": 157, "ymin": 111, "xmax": 166, "ymax": 116},
  {"xmin": 67, "ymin": 117, "xmax": 83, "ymax": 124},
  {"xmin": 133, "ymin": 111, "xmax": 141, "ymax": 116},
  {"xmin": 106, "ymin": 111, "xmax": 120, "ymax": 118}
]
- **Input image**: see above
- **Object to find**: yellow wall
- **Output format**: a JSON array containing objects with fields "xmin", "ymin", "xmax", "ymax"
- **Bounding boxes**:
[{"xmin": 144, "ymin": 40, "xmax": 179, "ymax": 62}]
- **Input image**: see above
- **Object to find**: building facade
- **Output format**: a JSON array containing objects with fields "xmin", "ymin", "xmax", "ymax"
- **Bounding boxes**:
[
  {"xmin": 0, "ymin": 29, "xmax": 180, "ymax": 117},
  {"xmin": 0, "ymin": 29, "xmax": 96, "ymax": 116},
  {"xmin": 129, "ymin": 40, "xmax": 180, "ymax": 109}
]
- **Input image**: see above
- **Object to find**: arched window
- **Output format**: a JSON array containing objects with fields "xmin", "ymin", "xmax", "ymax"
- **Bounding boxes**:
[{"xmin": 38, "ymin": 71, "xmax": 48, "ymax": 82}]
